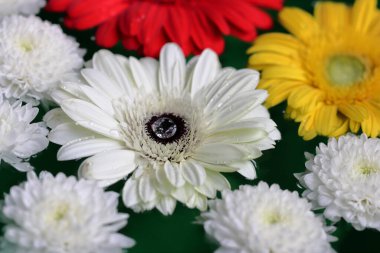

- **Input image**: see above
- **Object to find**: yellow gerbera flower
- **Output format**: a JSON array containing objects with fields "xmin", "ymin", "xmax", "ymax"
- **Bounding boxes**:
[{"xmin": 248, "ymin": 0, "xmax": 380, "ymax": 140}]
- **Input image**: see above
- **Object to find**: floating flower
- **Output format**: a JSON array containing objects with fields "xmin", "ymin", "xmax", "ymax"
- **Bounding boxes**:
[
  {"xmin": 44, "ymin": 43, "xmax": 280, "ymax": 215},
  {"xmin": 200, "ymin": 182, "xmax": 335, "ymax": 253},
  {"xmin": 46, "ymin": 0, "xmax": 283, "ymax": 57},
  {"xmin": 0, "ymin": 15, "xmax": 84, "ymax": 104},
  {"xmin": 248, "ymin": 0, "xmax": 380, "ymax": 140},
  {"xmin": 0, "ymin": 0, "xmax": 45, "ymax": 16},
  {"xmin": 1, "ymin": 171, "xmax": 135, "ymax": 253},
  {"xmin": 298, "ymin": 134, "xmax": 380, "ymax": 231},
  {"xmin": 0, "ymin": 97, "xmax": 48, "ymax": 172}
]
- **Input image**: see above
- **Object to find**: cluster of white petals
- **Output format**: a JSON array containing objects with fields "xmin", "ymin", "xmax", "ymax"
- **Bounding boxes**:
[
  {"xmin": 0, "ymin": 15, "xmax": 84, "ymax": 104},
  {"xmin": 0, "ymin": 96, "xmax": 48, "ymax": 171},
  {"xmin": 0, "ymin": 0, "xmax": 45, "ymax": 16},
  {"xmin": 298, "ymin": 134, "xmax": 380, "ymax": 231},
  {"xmin": 1, "ymin": 171, "xmax": 135, "ymax": 253},
  {"xmin": 44, "ymin": 43, "xmax": 280, "ymax": 215},
  {"xmin": 201, "ymin": 182, "xmax": 335, "ymax": 253}
]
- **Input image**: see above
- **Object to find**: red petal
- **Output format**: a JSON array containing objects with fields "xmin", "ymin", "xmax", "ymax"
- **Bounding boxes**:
[
  {"xmin": 164, "ymin": 6, "xmax": 189, "ymax": 46},
  {"xmin": 45, "ymin": 0, "xmax": 74, "ymax": 12},
  {"xmin": 67, "ymin": 0, "xmax": 128, "ymax": 29},
  {"xmin": 250, "ymin": 6, "xmax": 274, "ymax": 30},
  {"xmin": 248, "ymin": 0, "xmax": 283, "ymax": 10},
  {"xmin": 141, "ymin": 30, "xmax": 168, "ymax": 57},
  {"xmin": 95, "ymin": 17, "xmax": 120, "ymax": 48},
  {"xmin": 122, "ymin": 36, "xmax": 140, "ymax": 50}
]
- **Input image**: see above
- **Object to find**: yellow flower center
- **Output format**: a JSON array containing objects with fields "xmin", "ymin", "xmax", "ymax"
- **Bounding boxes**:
[
  {"xmin": 326, "ymin": 55, "xmax": 367, "ymax": 87},
  {"xmin": 19, "ymin": 41, "xmax": 34, "ymax": 52},
  {"xmin": 264, "ymin": 211, "xmax": 284, "ymax": 225},
  {"xmin": 359, "ymin": 166, "xmax": 378, "ymax": 176}
]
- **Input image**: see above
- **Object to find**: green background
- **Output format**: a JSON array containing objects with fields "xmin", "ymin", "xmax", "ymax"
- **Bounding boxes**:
[{"xmin": 1, "ymin": 0, "xmax": 379, "ymax": 252}]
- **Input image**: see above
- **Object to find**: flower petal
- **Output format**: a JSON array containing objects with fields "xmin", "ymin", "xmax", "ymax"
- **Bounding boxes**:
[
  {"xmin": 159, "ymin": 43, "xmax": 186, "ymax": 93},
  {"xmin": 78, "ymin": 150, "xmax": 136, "ymax": 180},
  {"xmin": 180, "ymin": 160, "xmax": 207, "ymax": 186},
  {"xmin": 138, "ymin": 175, "xmax": 157, "ymax": 202},
  {"xmin": 190, "ymin": 49, "xmax": 220, "ymax": 98},
  {"xmin": 164, "ymin": 161, "xmax": 185, "ymax": 187},
  {"xmin": 193, "ymin": 143, "xmax": 251, "ymax": 165},
  {"xmin": 58, "ymin": 138, "xmax": 124, "ymax": 160},
  {"xmin": 60, "ymin": 98, "xmax": 121, "ymax": 139}
]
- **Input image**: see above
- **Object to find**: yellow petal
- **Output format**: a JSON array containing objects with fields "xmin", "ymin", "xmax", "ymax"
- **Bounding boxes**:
[
  {"xmin": 248, "ymin": 53, "xmax": 296, "ymax": 69},
  {"xmin": 352, "ymin": 0, "xmax": 377, "ymax": 33},
  {"xmin": 288, "ymin": 86, "xmax": 324, "ymax": 113},
  {"xmin": 368, "ymin": 11, "xmax": 380, "ymax": 35},
  {"xmin": 250, "ymin": 33, "xmax": 300, "ymax": 49},
  {"xmin": 338, "ymin": 104, "xmax": 369, "ymax": 122},
  {"xmin": 279, "ymin": 8, "xmax": 320, "ymax": 42},
  {"xmin": 314, "ymin": 2, "xmax": 350, "ymax": 32},
  {"xmin": 315, "ymin": 104, "xmax": 344, "ymax": 136},
  {"xmin": 247, "ymin": 43, "xmax": 299, "ymax": 57},
  {"xmin": 349, "ymin": 120, "xmax": 361, "ymax": 133},
  {"xmin": 262, "ymin": 66, "xmax": 310, "ymax": 82},
  {"xmin": 298, "ymin": 116, "xmax": 318, "ymax": 140},
  {"xmin": 330, "ymin": 120, "xmax": 349, "ymax": 137},
  {"xmin": 264, "ymin": 81, "xmax": 304, "ymax": 107}
]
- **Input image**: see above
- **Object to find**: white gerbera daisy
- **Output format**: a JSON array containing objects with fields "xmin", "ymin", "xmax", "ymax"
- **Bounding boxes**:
[
  {"xmin": 200, "ymin": 182, "xmax": 335, "ymax": 253},
  {"xmin": 0, "ymin": 15, "xmax": 84, "ymax": 104},
  {"xmin": 44, "ymin": 43, "xmax": 280, "ymax": 215},
  {"xmin": 0, "ymin": 96, "xmax": 48, "ymax": 171},
  {"xmin": 0, "ymin": 0, "xmax": 45, "ymax": 16},
  {"xmin": 1, "ymin": 171, "xmax": 135, "ymax": 253},
  {"xmin": 298, "ymin": 134, "xmax": 380, "ymax": 231}
]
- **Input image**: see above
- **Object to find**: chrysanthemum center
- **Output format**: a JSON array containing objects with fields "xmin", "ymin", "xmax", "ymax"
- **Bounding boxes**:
[
  {"xmin": 359, "ymin": 166, "xmax": 379, "ymax": 176},
  {"xmin": 326, "ymin": 55, "xmax": 367, "ymax": 87},
  {"xmin": 146, "ymin": 113, "xmax": 187, "ymax": 144},
  {"xmin": 264, "ymin": 211, "xmax": 284, "ymax": 225},
  {"xmin": 19, "ymin": 41, "xmax": 34, "ymax": 52}
]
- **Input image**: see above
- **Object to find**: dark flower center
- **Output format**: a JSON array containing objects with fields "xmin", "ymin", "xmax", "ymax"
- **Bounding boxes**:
[{"xmin": 146, "ymin": 113, "xmax": 187, "ymax": 144}]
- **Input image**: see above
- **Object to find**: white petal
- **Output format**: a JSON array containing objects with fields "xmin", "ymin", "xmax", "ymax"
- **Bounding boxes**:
[
  {"xmin": 180, "ymin": 160, "xmax": 207, "ymax": 186},
  {"xmin": 154, "ymin": 165, "xmax": 174, "ymax": 195},
  {"xmin": 206, "ymin": 170, "xmax": 230, "ymax": 191},
  {"xmin": 193, "ymin": 143, "xmax": 251, "ymax": 165},
  {"xmin": 57, "ymin": 138, "xmax": 124, "ymax": 160},
  {"xmin": 78, "ymin": 150, "xmax": 136, "ymax": 180},
  {"xmin": 79, "ymin": 85, "xmax": 114, "ymax": 115},
  {"xmin": 205, "ymin": 128, "xmax": 268, "ymax": 144},
  {"xmin": 92, "ymin": 50, "xmax": 132, "ymax": 94},
  {"xmin": 164, "ymin": 161, "xmax": 185, "ymax": 187},
  {"xmin": 140, "ymin": 57, "xmax": 159, "ymax": 88},
  {"xmin": 129, "ymin": 57, "xmax": 155, "ymax": 93},
  {"xmin": 49, "ymin": 122, "xmax": 99, "ymax": 145},
  {"xmin": 171, "ymin": 184, "xmax": 194, "ymax": 203},
  {"xmin": 204, "ymin": 69, "xmax": 259, "ymax": 113},
  {"xmin": 156, "ymin": 196, "xmax": 176, "ymax": 215},
  {"xmin": 138, "ymin": 175, "xmax": 157, "ymax": 202},
  {"xmin": 209, "ymin": 90, "xmax": 268, "ymax": 127},
  {"xmin": 43, "ymin": 108, "xmax": 72, "ymax": 129},
  {"xmin": 190, "ymin": 49, "xmax": 220, "ymax": 98},
  {"xmin": 159, "ymin": 43, "xmax": 186, "ymax": 93},
  {"xmin": 81, "ymin": 68, "xmax": 121, "ymax": 99},
  {"xmin": 233, "ymin": 161, "xmax": 257, "ymax": 180},
  {"xmin": 122, "ymin": 178, "xmax": 140, "ymax": 207},
  {"xmin": 60, "ymin": 98, "xmax": 121, "ymax": 139}
]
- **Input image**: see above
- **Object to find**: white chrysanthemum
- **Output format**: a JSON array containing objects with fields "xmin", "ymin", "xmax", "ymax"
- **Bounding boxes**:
[
  {"xmin": 0, "ymin": 0, "xmax": 45, "ymax": 16},
  {"xmin": 44, "ymin": 43, "xmax": 280, "ymax": 215},
  {"xmin": 200, "ymin": 182, "xmax": 335, "ymax": 253},
  {"xmin": 1, "ymin": 171, "xmax": 135, "ymax": 253},
  {"xmin": 298, "ymin": 134, "xmax": 380, "ymax": 231},
  {"xmin": 0, "ymin": 15, "xmax": 84, "ymax": 104},
  {"xmin": 0, "ymin": 96, "xmax": 48, "ymax": 171}
]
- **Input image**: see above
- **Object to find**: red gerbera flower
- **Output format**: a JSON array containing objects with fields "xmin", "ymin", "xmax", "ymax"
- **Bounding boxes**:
[{"xmin": 46, "ymin": 0, "xmax": 283, "ymax": 57}]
